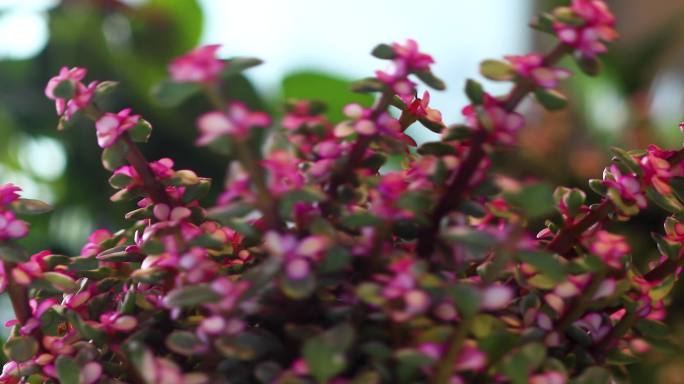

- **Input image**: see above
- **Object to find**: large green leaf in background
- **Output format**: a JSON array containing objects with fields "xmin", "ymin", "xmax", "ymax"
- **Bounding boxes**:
[{"xmin": 282, "ymin": 71, "xmax": 373, "ymax": 122}]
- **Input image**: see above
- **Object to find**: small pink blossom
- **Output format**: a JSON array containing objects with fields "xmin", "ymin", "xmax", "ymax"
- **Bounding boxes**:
[
  {"xmin": 481, "ymin": 284, "xmax": 513, "ymax": 310},
  {"xmin": 553, "ymin": 0, "xmax": 618, "ymax": 59},
  {"xmin": 196, "ymin": 102, "xmax": 271, "ymax": 144},
  {"xmin": 603, "ymin": 164, "xmax": 647, "ymax": 215},
  {"xmin": 392, "ymin": 39, "xmax": 434, "ymax": 72},
  {"xmin": 455, "ymin": 344, "xmax": 486, "ymax": 372},
  {"xmin": 588, "ymin": 231, "xmax": 629, "ymax": 270},
  {"xmin": 0, "ymin": 211, "xmax": 29, "ymax": 241},
  {"xmin": 462, "ymin": 94, "xmax": 525, "ymax": 146},
  {"xmin": 504, "ymin": 53, "xmax": 571, "ymax": 88},
  {"xmin": 400, "ymin": 91, "xmax": 443, "ymax": 125},
  {"xmin": 640, "ymin": 145, "xmax": 672, "ymax": 195},
  {"xmin": 530, "ymin": 371, "xmax": 566, "ymax": 384},
  {"xmin": 169, "ymin": 44, "xmax": 225, "ymax": 83},
  {"xmin": 96, "ymin": 108, "xmax": 141, "ymax": 148},
  {"xmin": 45, "ymin": 66, "xmax": 97, "ymax": 121},
  {"xmin": 375, "ymin": 39, "xmax": 434, "ymax": 96},
  {"xmin": 0, "ymin": 184, "xmax": 21, "ymax": 207}
]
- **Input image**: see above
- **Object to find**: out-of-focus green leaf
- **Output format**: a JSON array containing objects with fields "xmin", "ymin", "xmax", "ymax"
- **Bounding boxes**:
[{"xmin": 283, "ymin": 72, "xmax": 373, "ymax": 122}]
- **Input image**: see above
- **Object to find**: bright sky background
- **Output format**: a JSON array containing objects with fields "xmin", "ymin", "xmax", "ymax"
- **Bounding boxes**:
[
  {"xmin": 0, "ymin": 0, "xmax": 532, "ymax": 126},
  {"xmin": 198, "ymin": 0, "xmax": 532, "ymax": 126},
  {"xmin": 0, "ymin": 0, "xmax": 531, "ymax": 204}
]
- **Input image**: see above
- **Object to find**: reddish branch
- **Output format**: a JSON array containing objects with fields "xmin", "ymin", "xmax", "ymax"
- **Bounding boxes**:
[
  {"xmin": 121, "ymin": 132, "xmax": 173, "ymax": 206},
  {"xmin": 549, "ymin": 147, "xmax": 684, "ymax": 278},
  {"xmin": 546, "ymin": 199, "xmax": 613, "ymax": 256},
  {"xmin": 325, "ymin": 92, "xmax": 394, "ymax": 199},
  {"xmin": 415, "ymin": 43, "xmax": 571, "ymax": 257}
]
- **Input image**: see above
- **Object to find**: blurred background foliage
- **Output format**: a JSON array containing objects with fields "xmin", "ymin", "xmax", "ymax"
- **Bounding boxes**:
[{"xmin": 0, "ymin": 0, "xmax": 683, "ymax": 381}]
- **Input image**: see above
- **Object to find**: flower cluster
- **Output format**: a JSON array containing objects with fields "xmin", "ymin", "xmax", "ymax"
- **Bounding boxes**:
[
  {"xmin": 0, "ymin": 185, "xmax": 28, "ymax": 241},
  {"xmin": 505, "ymin": 53, "xmax": 571, "ymax": 88},
  {"xmin": 168, "ymin": 44, "xmax": 225, "ymax": 84},
  {"xmin": 44, "ymin": 67, "xmax": 98, "ymax": 122},
  {"xmin": 3, "ymin": 1, "xmax": 684, "ymax": 383},
  {"xmin": 375, "ymin": 39, "xmax": 436, "ymax": 97},
  {"xmin": 553, "ymin": 0, "xmax": 618, "ymax": 58}
]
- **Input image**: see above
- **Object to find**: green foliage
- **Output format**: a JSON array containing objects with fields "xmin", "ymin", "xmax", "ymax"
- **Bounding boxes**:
[{"xmin": 283, "ymin": 72, "xmax": 373, "ymax": 122}]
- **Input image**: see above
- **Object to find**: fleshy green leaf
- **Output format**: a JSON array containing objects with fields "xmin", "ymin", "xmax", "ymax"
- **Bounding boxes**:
[
  {"xmin": 222, "ymin": 57, "xmax": 263, "ymax": 78},
  {"xmin": 101, "ymin": 140, "xmax": 129, "ymax": 171},
  {"xmin": 0, "ymin": 243, "xmax": 29, "ymax": 263},
  {"xmin": 443, "ymin": 124, "xmax": 473, "ymax": 141},
  {"xmin": 164, "ymin": 284, "xmax": 221, "ymax": 308},
  {"xmin": 610, "ymin": 147, "xmax": 642, "ymax": 175},
  {"xmin": 534, "ymin": 89, "xmax": 568, "ymax": 111},
  {"xmin": 303, "ymin": 324, "xmax": 355, "ymax": 383},
  {"xmin": 42, "ymin": 272, "xmax": 78, "ymax": 293},
  {"xmin": 574, "ymin": 366, "xmax": 612, "ymax": 384},
  {"xmin": 529, "ymin": 13, "xmax": 555, "ymax": 34},
  {"xmin": 448, "ymin": 284, "xmax": 481, "ymax": 316},
  {"xmin": 3, "ymin": 336, "xmax": 38, "ymax": 362},
  {"xmin": 129, "ymin": 119, "xmax": 153, "ymax": 143},
  {"xmin": 10, "ymin": 198, "xmax": 53, "ymax": 215},
  {"xmin": 166, "ymin": 331, "xmax": 205, "ymax": 356},
  {"xmin": 574, "ymin": 54, "xmax": 602, "ymax": 77},
  {"xmin": 480, "ymin": 59, "xmax": 515, "ymax": 81},
  {"xmin": 417, "ymin": 141, "xmax": 458, "ymax": 156},
  {"xmin": 350, "ymin": 77, "xmax": 387, "ymax": 94},
  {"xmin": 55, "ymin": 355, "xmax": 80, "ymax": 384},
  {"xmin": 341, "ymin": 212, "xmax": 383, "ymax": 229},
  {"xmin": 504, "ymin": 183, "xmax": 555, "ymax": 220},
  {"xmin": 151, "ymin": 80, "xmax": 202, "ymax": 107},
  {"xmin": 53, "ymin": 80, "xmax": 75, "ymax": 99},
  {"xmin": 371, "ymin": 43, "xmax": 396, "ymax": 60},
  {"xmin": 414, "ymin": 70, "xmax": 446, "ymax": 91},
  {"xmin": 465, "ymin": 79, "xmax": 484, "ymax": 105},
  {"xmin": 518, "ymin": 251, "xmax": 566, "ymax": 282}
]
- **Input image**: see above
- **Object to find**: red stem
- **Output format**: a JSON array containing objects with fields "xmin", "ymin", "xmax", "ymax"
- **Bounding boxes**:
[
  {"xmin": 121, "ymin": 133, "xmax": 173, "ymax": 206},
  {"xmin": 325, "ymin": 92, "xmax": 394, "ymax": 199},
  {"xmin": 416, "ymin": 44, "xmax": 571, "ymax": 257},
  {"xmin": 546, "ymin": 199, "xmax": 613, "ymax": 256}
]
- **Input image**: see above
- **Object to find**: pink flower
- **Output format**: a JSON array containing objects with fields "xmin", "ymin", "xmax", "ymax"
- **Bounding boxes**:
[
  {"xmin": 112, "ymin": 158, "xmax": 175, "ymax": 196},
  {"xmin": 282, "ymin": 100, "xmax": 329, "ymax": 131},
  {"xmin": 80, "ymin": 229, "xmax": 114, "ymax": 257},
  {"xmin": 0, "ymin": 183, "xmax": 21, "ymax": 207},
  {"xmin": 263, "ymin": 232, "xmax": 328, "ymax": 281},
  {"xmin": 373, "ymin": 257, "xmax": 432, "ymax": 321},
  {"xmin": 0, "ymin": 211, "xmax": 29, "ymax": 241},
  {"xmin": 553, "ymin": 0, "xmax": 618, "ymax": 59},
  {"xmin": 44, "ymin": 66, "xmax": 86, "ymax": 102},
  {"xmin": 504, "ymin": 53, "xmax": 571, "ymax": 88},
  {"xmin": 391, "ymin": 39, "xmax": 434, "ymax": 72},
  {"xmin": 169, "ymin": 44, "xmax": 225, "ymax": 83},
  {"xmin": 587, "ymin": 231, "xmax": 630, "ymax": 270},
  {"xmin": 375, "ymin": 39, "xmax": 434, "ymax": 96},
  {"xmin": 400, "ymin": 91, "xmax": 443, "ymax": 124},
  {"xmin": 196, "ymin": 102, "xmax": 271, "ymax": 144},
  {"xmin": 368, "ymin": 172, "xmax": 417, "ymax": 220},
  {"xmin": 640, "ymin": 145, "xmax": 672, "ymax": 195},
  {"xmin": 481, "ymin": 284, "xmax": 513, "ymax": 310},
  {"xmin": 455, "ymin": 344, "xmax": 486, "ymax": 371},
  {"xmin": 338, "ymin": 103, "xmax": 402, "ymax": 140},
  {"xmin": 262, "ymin": 151, "xmax": 305, "ymax": 196},
  {"xmin": 95, "ymin": 108, "xmax": 141, "ymax": 148},
  {"xmin": 603, "ymin": 164, "xmax": 647, "ymax": 215},
  {"xmin": 44, "ymin": 66, "xmax": 97, "ymax": 121},
  {"xmin": 530, "ymin": 371, "xmax": 566, "ymax": 384},
  {"xmin": 99, "ymin": 311, "xmax": 138, "ymax": 333},
  {"xmin": 11, "ymin": 250, "xmax": 51, "ymax": 286},
  {"xmin": 462, "ymin": 94, "xmax": 525, "ymax": 145}
]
